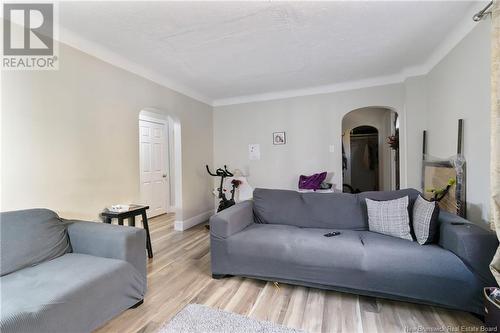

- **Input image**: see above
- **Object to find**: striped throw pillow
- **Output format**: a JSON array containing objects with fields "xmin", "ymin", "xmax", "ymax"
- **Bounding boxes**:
[{"xmin": 412, "ymin": 195, "xmax": 440, "ymax": 245}]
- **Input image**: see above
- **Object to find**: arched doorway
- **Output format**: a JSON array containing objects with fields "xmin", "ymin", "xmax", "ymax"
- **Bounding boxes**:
[{"xmin": 342, "ymin": 107, "xmax": 399, "ymax": 193}]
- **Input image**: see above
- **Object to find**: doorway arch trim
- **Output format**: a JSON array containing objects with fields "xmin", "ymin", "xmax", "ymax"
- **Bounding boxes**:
[{"xmin": 340, "ymin": 106, "xmax": 403, "ymax": 191}]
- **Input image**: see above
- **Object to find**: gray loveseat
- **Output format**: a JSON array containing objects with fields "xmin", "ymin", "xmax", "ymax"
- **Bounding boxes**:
[
  {"xmin": 210, "ymin": 188, "xmax": 498, "ymax": 315},
  {"xmin": 0, "ymin": 208, "xmax": 147, "ymax": 333}
]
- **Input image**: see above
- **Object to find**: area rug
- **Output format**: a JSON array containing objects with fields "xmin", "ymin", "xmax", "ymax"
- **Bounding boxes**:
[{"xmin": 158, "ymin": 304, "xmax": 305, "ymax": 333}]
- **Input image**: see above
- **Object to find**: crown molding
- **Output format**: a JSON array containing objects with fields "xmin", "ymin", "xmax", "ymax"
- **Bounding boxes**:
[
  {"xmin": 57, "ymin": 26, "xmax": 213, "ymax": 106},
  {"xmin": 212, "ymin": 74, "xmax": 408, "ymax": 107},
  {"xmin": 421, "ymin": 1, "xmax": 481, "ymax": 74},
  {"xmin": 212, "ymin": 2, "xmax": 484, "ymax": 107},
  {"xmin": 55, "ymin": 1, "xmax": 484, "ymax": 108}
]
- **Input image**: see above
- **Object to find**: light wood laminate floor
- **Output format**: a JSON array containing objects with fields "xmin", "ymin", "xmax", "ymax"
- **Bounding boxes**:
[{"xmin": 94, "ymin": 213, "xmax": 482, "ymax": 333}]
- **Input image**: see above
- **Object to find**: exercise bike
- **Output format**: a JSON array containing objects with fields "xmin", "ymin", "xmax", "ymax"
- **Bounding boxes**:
[{"xmin": 206, "ymin": 165, "xmax": 241, "ymax": 213}]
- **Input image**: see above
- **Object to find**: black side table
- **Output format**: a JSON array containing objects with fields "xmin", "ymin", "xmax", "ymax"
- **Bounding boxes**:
[{"xmin": 101, "ymin": 205, "xmax": 153, "ymax": 258}]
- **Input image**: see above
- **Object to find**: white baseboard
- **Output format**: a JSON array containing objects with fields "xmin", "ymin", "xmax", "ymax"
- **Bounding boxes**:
[{"xmin": 174, "ymin": 210, "xmax": 213, "ymax": 231}]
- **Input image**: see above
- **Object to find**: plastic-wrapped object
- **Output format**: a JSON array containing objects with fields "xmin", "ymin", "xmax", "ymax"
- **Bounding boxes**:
[
  {"xmin": 484, "ymin": 287, "xmax": 500, "ymax": 329},
  {"xmin": 422, "ymin": 153, "xmax": 466, "ymax": 217}
]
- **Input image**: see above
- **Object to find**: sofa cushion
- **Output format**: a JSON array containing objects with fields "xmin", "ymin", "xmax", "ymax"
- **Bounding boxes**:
[
  {"xmin": 253, "ymin": 188, "xmax": 366, "ymax": 230},
  {"xmin": 0, "ymin": 209, "xmax": 71, "ymax": 276},
  {"xmin": 213, "ymin": 223, "xmax": 482, "ymax": 313},
  {"xmin": 358, "ymin": 231, "xmax": 482, "ymax": 311},
  {"xmin": 222, "ymin": 224, "xmax": 367, "ymax": 282},
  {"xmin": 0, "ymin": 253, "xmax": 145, "ymax": 333},
  {"xmin": 412, "ymin": 195, "xmax": 440, "ymax": 245},
  {"xmin": 366, "ymin": 196, "xmax": 413, "ymax": 241}
]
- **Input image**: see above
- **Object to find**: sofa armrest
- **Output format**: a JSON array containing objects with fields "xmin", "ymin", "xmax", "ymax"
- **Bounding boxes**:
[
  {"xmin": 210, "ymin": 200, "xmax": 254, "ymax": 238},
  {"xmin": 438, "ymin": 211, "xmax": 498, "ymax": 285},
  {"xmin": 66, "ymin": 220, "xmax": 147, "ymax": 280}
]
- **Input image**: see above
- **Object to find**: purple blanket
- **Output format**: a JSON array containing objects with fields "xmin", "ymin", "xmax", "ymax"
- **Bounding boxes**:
[{"xmin": 298, "ymin": 172, "xmax": 327, "ymax": 190}]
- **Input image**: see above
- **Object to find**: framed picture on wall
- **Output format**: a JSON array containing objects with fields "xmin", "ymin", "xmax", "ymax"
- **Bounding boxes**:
[{"xmin": 273, "ymin": 132, "xmax": 286, "ymax": 145}]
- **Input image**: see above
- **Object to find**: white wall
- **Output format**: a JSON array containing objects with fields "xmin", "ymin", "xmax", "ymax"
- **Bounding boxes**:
[
  {"xmin": 1, "ymin": 42, "xmax": 214, "ymax": 222},
  {"xmin": 214, "ymin": 83, "xmax": 408, "ymax": 191},
  {"xmin": 213, "ymin": 19, "xmax": 491, "ymax": 225},
  {"xmin": 403, "ymin": 75, "xmax": 428, "ymax": 190},
  {"xmin": 426, "ymin": 21, "xmax": 491, "ymax": 223},
  {"xmin": 1, "ymin": 15, "xmax": 490, "ymax": 226}
]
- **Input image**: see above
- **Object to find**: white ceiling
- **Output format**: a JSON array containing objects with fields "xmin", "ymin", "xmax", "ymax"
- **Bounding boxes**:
[{"xmin": 59, "ymin": 1, "xmax": 483, "ymax": 106}]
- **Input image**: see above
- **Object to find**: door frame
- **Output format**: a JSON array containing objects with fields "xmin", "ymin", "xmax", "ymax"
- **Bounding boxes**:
[{"xmin": 139, "ymin": 109, "xmax": 176, "ymax": 215}]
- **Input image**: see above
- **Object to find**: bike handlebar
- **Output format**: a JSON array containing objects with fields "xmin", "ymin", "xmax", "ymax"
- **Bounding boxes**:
[
  {"xmin": 206, "ymin": 164, "xmax": 233, "ymax": 177},
  {"xmin": 223, "ymin": 165, "xmax": 234, "ymax": 177},
  {"xmin": 205, "ymin": 165, "xmax": 217, "ymax": 176}
]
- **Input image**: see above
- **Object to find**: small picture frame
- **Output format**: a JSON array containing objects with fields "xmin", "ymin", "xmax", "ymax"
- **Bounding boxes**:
[{"xmin": 273, "ymin": 132, "xmax": 286, "ymax": 145}]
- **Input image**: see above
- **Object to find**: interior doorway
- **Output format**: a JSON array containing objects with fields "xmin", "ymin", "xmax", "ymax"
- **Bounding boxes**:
[
  {"xmin": 139, "ymin": 118, "xmax": 169, "ymax": 217},
  {"xmin": 348, "ymin": 126, "xmax": 379, "ymax": 192},
  {"xmin": 342, "ymin": 107, "xmax": 400, "ymax": 193},
  {"xmin": 139, "ymin": 109, "xmax": 182, "ymax": 219}
]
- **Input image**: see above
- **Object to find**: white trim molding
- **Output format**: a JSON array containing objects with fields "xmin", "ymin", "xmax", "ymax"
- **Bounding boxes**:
[
  {"xmin": 58, "ymin": 26, "xmax": 213, "ymax": 106},
  {"xmin": 212, "ymin": 74, "xmax": 406, "ymax": 107},
  {"xmin": 211, "ymin": 2, "xmax": 484, "ymax": 107},
  {"xmin": 174, "ymin": 210, "xmax": 214, "ymax": 231},
  {"xmin": 57, "ymin": 2, "xmax": 483, "ymax": 108},
  {"xmin": 139, "ymin": 109, "xmax": 169, "ymax": 123}
]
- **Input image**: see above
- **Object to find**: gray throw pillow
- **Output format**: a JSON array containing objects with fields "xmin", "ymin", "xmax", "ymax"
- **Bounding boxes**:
[
  {"xmin": 412, "ymin": 195, "xmax": 440, "ymax": 245},
  {"xmin": 366, "ymin": 196, "xmax": 413, "ymax": 241}
]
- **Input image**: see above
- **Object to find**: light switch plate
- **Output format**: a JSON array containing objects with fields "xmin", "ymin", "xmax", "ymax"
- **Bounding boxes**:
[
  {"xmin": 249, "ymin": 144, "xmax": 260, "ymax": 160},
  {"xmin": 329, "ymin": 145, "xmax": 335, "ymax": 153}
]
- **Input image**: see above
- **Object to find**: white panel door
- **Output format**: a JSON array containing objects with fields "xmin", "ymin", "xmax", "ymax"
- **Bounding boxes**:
[{"xmin": 140, "ymin": 120, "xmax": 168, "ymax": 217}]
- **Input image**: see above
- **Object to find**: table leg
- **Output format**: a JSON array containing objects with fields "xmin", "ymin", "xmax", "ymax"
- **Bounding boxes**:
[
  {"xmin": 104, "ymin": 217, "xmax": 112, "ymax": 224},
  {"xmin": 128, "ymin": 216, "xmax": 135, "ymax": 227},
  {"xmin": 118, "ymin": 217, "xmax": 124, "ymax": 226},
  {"xmin": 141, "ymin": 211, "xmax": 153, "ymax": 258}
]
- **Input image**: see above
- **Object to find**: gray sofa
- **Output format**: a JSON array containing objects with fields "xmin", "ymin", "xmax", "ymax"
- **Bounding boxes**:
[
  {"xmin": 0, "ymin": 208, "xmax": 147, "ymax": 333},
  {"xmin": 210, "ymin": 188, "xmax": 498, "ymax": 315}
]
